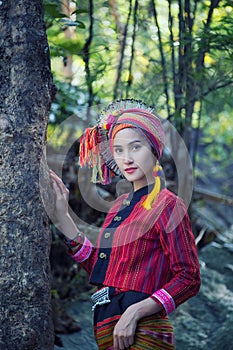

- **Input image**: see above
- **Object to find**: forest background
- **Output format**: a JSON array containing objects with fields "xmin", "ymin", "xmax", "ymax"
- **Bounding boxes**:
[
  {"xmin": 45, "ymin": 0, "xmax": 233, "ymax": 214},
  {"xmin": 46, "ymin": 0, "xmax": 233, "ymax": 166},
  {"xmin": 0, "ymin": 0, "xmax": 232, "ymax": 349},
  {"xmin": 44, "ymin": 0, "xmax": 233, "ymax": 348}
]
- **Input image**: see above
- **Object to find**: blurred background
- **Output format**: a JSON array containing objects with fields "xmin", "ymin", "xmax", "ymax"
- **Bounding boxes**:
[{"xmin": 43, "ymin": 1, "xmax": 233, "ymax": 349}]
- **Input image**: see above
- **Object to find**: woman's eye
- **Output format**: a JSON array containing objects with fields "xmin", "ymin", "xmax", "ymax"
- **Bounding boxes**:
[
  {"xmin": 114, "ymin": 148, "xmax": 122, "ymax": 154},
  {"xmin": 132, "ymin": 144, "xmax": 141, "ymax": 151}
]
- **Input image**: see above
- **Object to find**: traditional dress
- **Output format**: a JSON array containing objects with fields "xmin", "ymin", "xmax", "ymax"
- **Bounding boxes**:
[
  {"xmin": 66, "ymin": 185, "xmax": 200, "ymax": 349},
  {"xmin": 65, "ymin": 100, "xmax": 201, "ymax": 349}
]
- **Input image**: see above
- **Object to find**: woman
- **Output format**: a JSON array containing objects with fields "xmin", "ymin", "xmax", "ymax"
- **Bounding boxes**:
[{"xmin": 50, "ymin": 100, "xmax": 201, "ymax": 350}]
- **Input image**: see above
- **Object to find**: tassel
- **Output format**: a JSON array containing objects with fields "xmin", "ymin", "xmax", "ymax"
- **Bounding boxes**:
[
  {"xmin": 142, "ymin": 162, "xmax": 162, "ymax": 210},
  {"xmin": 79, "ymin": 126, "xmax": 105, "ymax": 183}
]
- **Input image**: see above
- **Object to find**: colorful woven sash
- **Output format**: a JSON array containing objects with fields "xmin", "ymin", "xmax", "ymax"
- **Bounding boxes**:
[{"xmin": 94, "ymin": 314, "xmax": 175, "ymax": 350}]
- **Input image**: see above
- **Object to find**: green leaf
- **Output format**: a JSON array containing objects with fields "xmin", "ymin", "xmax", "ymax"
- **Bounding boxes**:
[
  {"xmin": 71, "ymin": 9, "xmax": 88, "ymax": 15},
  {"xmin": 44, "ymin": 4, "xmax": 67, "ymax": 19}
]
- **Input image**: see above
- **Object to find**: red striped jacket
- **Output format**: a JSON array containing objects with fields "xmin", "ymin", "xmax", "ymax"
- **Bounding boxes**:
[{"xmin": 71, "ymin": 188, "xmax": 201, "ymax": 315}]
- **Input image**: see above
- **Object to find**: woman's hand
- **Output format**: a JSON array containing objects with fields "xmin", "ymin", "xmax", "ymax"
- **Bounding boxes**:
[
  {"xmin": 113, "ymin": 297, "xmax": 162, "ymax": 350},
  {"xmin": 49, "ymin": 170, "xmax": 79, "ymax": 240},
  {"xmin": 113, "ymin": 304, "xmax": 138, "ymax": 350},
  {"xmin": 49, "ymin": 169, "xmax": 69, "ymax": 216}
]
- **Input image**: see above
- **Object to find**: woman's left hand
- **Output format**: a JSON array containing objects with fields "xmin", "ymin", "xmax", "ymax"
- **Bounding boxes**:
[
  {"xmin": 49, "ymin": 169, "xmax": 69, "ymax": 217},
  {"xmin": 113, "ymin": 297, "xmax": 162, "ymax": 350},
  {"xmin": 113, "ymin": 303, "xmax": 138, "ymax": 350}
]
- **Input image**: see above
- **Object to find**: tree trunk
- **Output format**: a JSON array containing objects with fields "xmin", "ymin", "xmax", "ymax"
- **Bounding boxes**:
[{"xmin": 0, "ymin": 1, "xmax": 56, "ymax": 349}]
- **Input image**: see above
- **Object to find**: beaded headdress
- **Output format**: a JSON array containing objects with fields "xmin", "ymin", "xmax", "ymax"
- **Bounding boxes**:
[{"xmin": 79, "ymin": 99, "xmax": 165, "ymax": 208}]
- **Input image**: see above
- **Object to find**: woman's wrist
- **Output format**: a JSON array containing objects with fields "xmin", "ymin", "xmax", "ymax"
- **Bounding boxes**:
[
  {"xmin": 132, "ymin": 297, "xmax": 162, "ymax": 321},
  {"xmin": 63, "ymin": 231, "xmax": 85, "ymax": 254},
  {"xmin": 57, "ymin": 212, "xmax": 80, "ymax": 240}
]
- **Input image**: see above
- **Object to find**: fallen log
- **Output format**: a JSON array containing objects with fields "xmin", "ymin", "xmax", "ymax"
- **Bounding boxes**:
[{"xmin": 193, "ymin": 186, "xmax": 233, "ymax": 207}]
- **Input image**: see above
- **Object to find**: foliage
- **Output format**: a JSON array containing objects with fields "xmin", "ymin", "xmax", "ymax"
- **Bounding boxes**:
[
  {"xmin": 43, "ymin": 0, "xmax": 233, "ymax": 188},
  {"xmin": 44, "ymin": 0, "xmax": 86, "ymax": 29}
]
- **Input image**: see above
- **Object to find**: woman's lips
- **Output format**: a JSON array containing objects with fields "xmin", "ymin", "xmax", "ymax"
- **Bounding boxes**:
[{"xmin": 124, "ymin": 167, "xmax": 137, "ymax": 174}]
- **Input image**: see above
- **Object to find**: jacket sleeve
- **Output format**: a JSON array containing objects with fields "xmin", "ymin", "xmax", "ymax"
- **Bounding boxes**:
[
  {"xmin": 72, "ymin": 236, "xmax": 97, "ymax": 275},
  {"xmin": 65, "ymin": 235, "xmax": 97, "ymax": 275},
  {"xmin": 151, "ymin": 197, "xmax": 201, "ymax": 315},
  {"xmin": 66, "ymin": 194, "xmax": 127, "ymax": 275}
]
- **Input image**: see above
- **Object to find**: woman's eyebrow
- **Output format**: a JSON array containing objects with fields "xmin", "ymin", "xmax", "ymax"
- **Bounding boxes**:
[{"xmin": 113, "ymin": 140, "xmax": 142, "ymax": 147}]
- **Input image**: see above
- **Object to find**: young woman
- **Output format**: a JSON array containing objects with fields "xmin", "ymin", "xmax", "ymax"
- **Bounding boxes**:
[{"xmin": 50, "ymin": 100, "xmax": 201, "ymax": 350}]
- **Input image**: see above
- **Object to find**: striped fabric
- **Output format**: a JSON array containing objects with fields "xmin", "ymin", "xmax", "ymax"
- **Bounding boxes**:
[
  {"xmin": 109, "ymin": 109, "xmax": 165, "ymax": 159},
  {"xmin": 94, "ymin": 314, "xmax": 175, "ymax": 350},
  {"xmin": 80, "ymin": 188, "xmax": 200, "ymax": 315}
]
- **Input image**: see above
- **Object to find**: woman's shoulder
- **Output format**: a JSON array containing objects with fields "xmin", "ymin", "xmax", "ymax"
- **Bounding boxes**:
[
  {"xmin": 158, "ymin": 187, "xmax": 178, "ymax": 202},
  {"xmin": 156, "ymin": 188, "xmax": 191, "ymax": 231},
  {"xmin": 155, "ymin": 188, "xmax": 187, "ymax": 210}
]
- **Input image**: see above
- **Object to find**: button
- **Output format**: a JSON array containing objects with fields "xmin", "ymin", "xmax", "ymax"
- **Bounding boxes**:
[
  {"xmin": 123, "ymin": 199, "xmax": 130, "ymax": 206},
  {"xmin": 104, "ymin": 232, "xmax": 111, "ymax": 239},
  {"xmin": 99, "ymin": 252, "xmax": 107, "ymax": 259},
  {"xmin": 113, "ymin": 216, "xmax": 122, "ymax": 221}
]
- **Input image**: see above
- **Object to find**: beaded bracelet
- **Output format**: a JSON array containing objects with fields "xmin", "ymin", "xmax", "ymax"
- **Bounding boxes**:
[{"xmin": 63, "ymin": 232, "xmax": 84, "ymax": 253}]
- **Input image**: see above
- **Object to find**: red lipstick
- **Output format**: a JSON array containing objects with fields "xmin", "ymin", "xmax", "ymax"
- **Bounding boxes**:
[{"xmin": 125, "ymin": 167, "xmax": 137, "ymax": 174}]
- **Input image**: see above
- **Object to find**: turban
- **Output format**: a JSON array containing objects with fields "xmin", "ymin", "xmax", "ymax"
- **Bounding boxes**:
[
  {"xmin": 109, "ymin": 108, "xmax": 165, "ymax": 159},
  {"xmin": 79, "ymin": 100, "xmax": 165, "ymax": 186}
]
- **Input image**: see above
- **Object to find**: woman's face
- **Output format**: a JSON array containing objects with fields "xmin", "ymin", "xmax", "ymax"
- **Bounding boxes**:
[{"xmin": 112, "ymin": 128, "xmax": 156, "ymax": 191}]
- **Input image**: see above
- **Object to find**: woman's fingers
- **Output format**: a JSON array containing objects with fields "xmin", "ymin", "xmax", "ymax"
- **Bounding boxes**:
[
  {"xmin": 113, "ymin": 333, "xmax": 133, "ymax": 350},
  {"xmin": 49, "ymin": 169, "xmax": 63, "ymax": 184},
  {"xmin": 113, "ymin": 307, "xmax": 137, "ymax": 349},
  {"xmin": 49, "ymin": 170, "xmax": 69, "ymax": 193},
  {"xmin": 49, "ymin": 170, "xmax": 69, "ymax": 203}
]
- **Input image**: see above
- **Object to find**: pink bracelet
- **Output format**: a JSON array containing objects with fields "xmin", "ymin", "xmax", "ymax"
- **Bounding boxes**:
[
  {"xmin": 72, "ymin": 236, "xmax": 94, "ymax": 263},
  {"xmin": 152, "ymin": 289, "xmax": 176, "ymax": 315}
]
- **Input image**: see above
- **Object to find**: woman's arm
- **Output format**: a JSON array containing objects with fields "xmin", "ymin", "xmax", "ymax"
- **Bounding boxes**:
[
  {"xmin": 113, "ymin": 196, "xmax": 200, "ymax": 350},
  {"xmin": 154, "ymin": 198, "xmax": 201, "ymax": 311},
  {"xmin": 49, "ymin": 170, "xmax": 95, "ymax": 273},
  {"xmin": 49, "ymin": 169, "xmax": 81, "ymax": 240}
]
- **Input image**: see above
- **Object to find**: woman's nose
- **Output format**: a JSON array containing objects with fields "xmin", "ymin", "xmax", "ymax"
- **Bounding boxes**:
[{"xmin": 123, "ymin": 151, "xmax": 133, "ymax": 163}]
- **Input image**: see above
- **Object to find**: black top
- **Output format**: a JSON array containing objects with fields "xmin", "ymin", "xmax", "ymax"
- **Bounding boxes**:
[{"xmin": 90, "ymin": 184, "xmax": 155, "ymax": 285}]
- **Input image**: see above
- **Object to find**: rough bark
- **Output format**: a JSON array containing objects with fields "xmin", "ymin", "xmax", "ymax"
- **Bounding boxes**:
[{"xmin": 0, "ymin": 1, "xmax": 56, "ymax": 349}]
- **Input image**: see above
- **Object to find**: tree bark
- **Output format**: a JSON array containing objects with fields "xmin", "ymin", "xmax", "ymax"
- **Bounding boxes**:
[
  {"xmin": 0, "ymin": 1, "xmax": 56, "ymax": 349},
  {"xmin": 83, "ymin": 0, "xmax": 94, "ymax": 125},
  {"xmin": 113, "ymin": 0, "xmax": 132, "ymax": 100},
  {"xmin": 151, "ymin": 0, "xmax": 171, "ymax": 119},
  {"xmin": 126, "ymin": 0, "xmax": 138, "ymax": 98}
]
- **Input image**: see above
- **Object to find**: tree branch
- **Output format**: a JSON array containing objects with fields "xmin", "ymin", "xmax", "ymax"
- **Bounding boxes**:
[
  {"xmin": 177, "ymin": 78, "xmax": 233, "ymax": 112},
  {"xmin": 183, "ymin": 0, "xmax": 195, "ymax": 145},
  {"xmin": 126, "ymin": 0, "xmax": 138, "ymax": 98},
  {"xmin": 113, "ymin": 0, "xmax": 133, "ymax": 100},
  {"xmin": 201, "ymin": 79, "xmax": 233, "ymax": 98},
  {"xmin": 196, "ymin": 0, "xmax": 221, "ymax": 69},
  {"xmin": 174, "ymin": 0, "xmax": 185, "ymax": 129},
  {"xmin": 83, "ymin": 0, "xmax": 94, "ymax": 124},
  {"xmin": 167, "ymin": 0, "xmax": 176, "ymax": 119},
  {"xmin": 151, "ymin": 0, "xmax": 171, "ymax": 118},
  {"xmin": 109, "ymin": 0, "xmax": 122, "ymax": 36}
]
